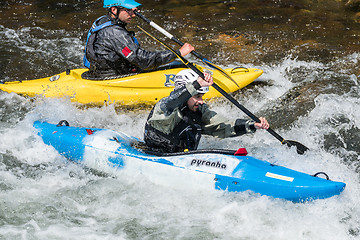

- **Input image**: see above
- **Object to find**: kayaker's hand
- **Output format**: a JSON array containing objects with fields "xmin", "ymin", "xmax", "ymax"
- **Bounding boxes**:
[
  {"xmin": 197, "ymin": 71, "xmax": 213, "ymax": 87},
  {"xmin": 254, "ymin": 117, "xmax": 269, "ymax": 130},
  {"xmin": 179, "ymin": 43, "xmax": 195, "ymax": 56}
]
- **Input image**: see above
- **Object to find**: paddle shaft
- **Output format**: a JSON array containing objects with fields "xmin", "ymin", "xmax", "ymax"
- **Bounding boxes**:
[
  {"xmin": 134, "ymin": 11, "xmax": 208, "ymax": 61},
  {"xmin": 137, "ymin": 25, "xmax": 309, "ymax": 154},
  {"xmin": 135, "ymin": 11, "xmax": 241, "ymax": 88},
  {"xmin": 185, "ymin": 64, "xmax": 286, "ymax": 144}
]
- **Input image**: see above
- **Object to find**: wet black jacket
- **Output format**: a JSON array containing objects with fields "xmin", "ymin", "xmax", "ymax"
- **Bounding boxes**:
[
  {"xmin": 144, "ymin": 81, "xmax": 257, "ymax": 152},
  {"xmin": 87, "ymin": 15, "xmax": 178, "ymax": 77}
]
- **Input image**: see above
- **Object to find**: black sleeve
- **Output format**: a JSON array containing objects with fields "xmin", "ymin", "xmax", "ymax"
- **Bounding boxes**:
[
  {"xmin": 234, "ymin": 119, "xmax": 256, "ymax": 135},
  {"xmin": 110, "ymin": 28, "xmax": 177, "ymax": 70},
  {"xmin": 159, "ymin": 81, "xmax": 201, "ymax": 115}
]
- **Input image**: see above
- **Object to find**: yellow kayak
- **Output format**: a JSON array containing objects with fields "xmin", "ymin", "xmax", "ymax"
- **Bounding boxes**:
[{"xmin": 0, "ymin": 66, "xmax": 263, "ymax": 106}]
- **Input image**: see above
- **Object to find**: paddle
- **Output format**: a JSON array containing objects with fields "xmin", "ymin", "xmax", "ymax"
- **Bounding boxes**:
[
  {"xmin": 134, "ymin": 10, "xmax": 240, "ymax": 88},
  {"xmin": 137, "ymin": 26, "xmax": 309, "ymax": 155}
]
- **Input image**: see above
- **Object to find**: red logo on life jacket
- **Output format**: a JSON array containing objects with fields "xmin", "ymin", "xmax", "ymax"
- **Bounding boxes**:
[{"xmin": 122, "ymin": 46, "xmax": 132, "ymax": 57}]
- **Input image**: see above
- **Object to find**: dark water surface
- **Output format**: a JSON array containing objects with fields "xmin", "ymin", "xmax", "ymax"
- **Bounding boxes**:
[
  {"xmin": 1, "ymin": 0, "xmax": 359, "ymax": 78},
  {"xmin": 1, "ymin": 1, "xmax": 360, "ymax": 239}
]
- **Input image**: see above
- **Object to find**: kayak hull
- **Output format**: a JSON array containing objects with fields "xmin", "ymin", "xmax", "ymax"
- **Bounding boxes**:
[
  {"xmin": 1, "ymin": 66, "xmax": 263, "ymax": 106},
  {"xmin": 33, "ymin": 121, "xmax": 346, "ymax": 202}
]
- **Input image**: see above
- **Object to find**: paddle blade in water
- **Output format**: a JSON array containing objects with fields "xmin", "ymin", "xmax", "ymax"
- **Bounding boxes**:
[{"xmin": 284, "ymin": 140, "xmax": 309, "ymax": 155}]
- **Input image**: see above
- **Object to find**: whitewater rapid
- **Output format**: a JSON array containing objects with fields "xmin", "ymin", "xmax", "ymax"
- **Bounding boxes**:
[{"xmin": 1, "ymin": 55, "xmax": 359, "ymax": 239}]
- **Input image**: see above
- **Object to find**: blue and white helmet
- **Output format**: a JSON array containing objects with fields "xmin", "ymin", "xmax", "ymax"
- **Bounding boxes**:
[
  {"xmin": 174, "ymin": 69, "xmax": 209, "ymax": 94},
  {"xmin": 103, "ymin": 0, "xmax": 141, "ymax": 9}
]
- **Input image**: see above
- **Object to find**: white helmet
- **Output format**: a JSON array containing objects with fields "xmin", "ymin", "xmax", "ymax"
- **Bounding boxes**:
[{"xmin": 174, "ymin": 69, "xmax": 209, "ymax": 94}]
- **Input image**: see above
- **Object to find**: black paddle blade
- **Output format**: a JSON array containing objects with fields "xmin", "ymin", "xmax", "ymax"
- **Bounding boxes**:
[{"xmin": 284, "ymin": 140, "xmax": 309, "ymax": 155}]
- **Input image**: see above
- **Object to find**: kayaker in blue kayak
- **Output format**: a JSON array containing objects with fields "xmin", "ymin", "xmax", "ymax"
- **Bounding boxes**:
[
  {"xmin": 83, "ymin": 0, "xmax": 194, "ymax": 78},
  {"xmin": 144, "ymin": 69, "xmax": 270, "ymax": 152}
]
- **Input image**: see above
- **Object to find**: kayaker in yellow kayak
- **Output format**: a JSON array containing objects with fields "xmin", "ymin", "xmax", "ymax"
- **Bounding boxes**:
[
  {"xmin": 144, "ymin": 69, "xmax": 270, "ymax": 153},
  {"xmin": 83, "ymin": 0, "xmax": 194, "ymax": 79}
]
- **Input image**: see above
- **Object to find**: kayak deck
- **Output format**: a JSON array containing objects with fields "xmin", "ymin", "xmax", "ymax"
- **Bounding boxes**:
[{"xmin": 0, "ymin": 66, "xmax": 263, "ymax": 106}]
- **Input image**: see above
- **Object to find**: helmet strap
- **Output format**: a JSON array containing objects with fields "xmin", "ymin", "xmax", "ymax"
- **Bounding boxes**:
[{"xmin": 108, "ymin": 6, "xmax": 122, "ymax": 21}]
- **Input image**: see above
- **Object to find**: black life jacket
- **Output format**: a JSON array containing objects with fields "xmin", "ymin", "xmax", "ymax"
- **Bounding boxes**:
[
  {"xmin": 83, "ymin": 15, "xmax": 140, "ymax": 69},
  {"xmin": 144, "ymin": 106, "xmax": 204, "ymax": 153},
  {"xmin": 83, "ymin": 15, "xmax": 113, "ymax": 68}
]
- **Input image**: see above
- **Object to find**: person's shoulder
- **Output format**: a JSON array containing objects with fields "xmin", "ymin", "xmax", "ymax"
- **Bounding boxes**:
[
  {"xmin": 97, "ymin": 15, "xmax": 112, "ymax": 24},
  {"xmin": 100, "ymin": 24, "xmax": 128, "ymax": 38},
  {"xmin": 109, "ymin": 22, "xmax": 129, "ymax": 33}
]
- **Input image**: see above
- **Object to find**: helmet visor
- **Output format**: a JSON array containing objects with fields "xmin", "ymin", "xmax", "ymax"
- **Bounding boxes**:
[{"xmin": 104, "ymin": 0, "xmax": 141, "ymax": 9}]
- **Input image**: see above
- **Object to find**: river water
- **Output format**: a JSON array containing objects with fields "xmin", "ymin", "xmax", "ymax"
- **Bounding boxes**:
[{"xmin": 1, "ymin": 0, "xmax": 360, "ymax": 239}]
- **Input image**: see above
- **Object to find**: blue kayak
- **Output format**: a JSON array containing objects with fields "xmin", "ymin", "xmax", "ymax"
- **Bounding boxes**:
[{"xmin": 33, "ymin": 120, "xmax": 346, "ymax": 202}]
